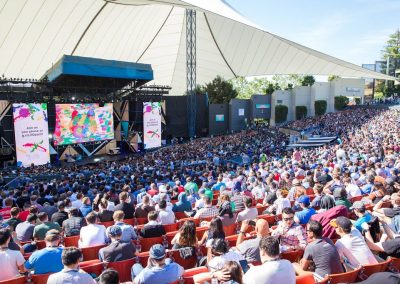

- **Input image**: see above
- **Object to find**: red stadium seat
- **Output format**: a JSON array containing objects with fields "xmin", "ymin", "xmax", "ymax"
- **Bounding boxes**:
[
  {"xmin": 31, "ymin": 273, "xmax": 52, "ymax": 284},
  {"xmin": 178, "ymin": 218, "xmax": 200, "ymax": 227},
  {"xmin": 168, "ymin": 250, "xmax": 197, "ymax": 269},
  {"xmin": 196, "ymin": 227, "xmax": 208, "ymax": 240},
  {"xmin": 182, "ymin": 266, "xmax": 208, "ymax": 284},
  {"xmin": 199, "ymin": 216, "xmax": 213, "ymax": 223},
  {"xmin": 81, "ymin": 244, "xmax": 107, "ymax": 261},
  {"xmin": 80, "ymin": 259, "xmax": 104, "ymax": 277},
  {"xmin": 139, "ymin": 236, "xmax": 164, "ymax": 252},
  {"xmin": 257, "ymin": 214, "xmax": 278, "ymax": 225},
  {"xmin": 174, "ymin": 212, "xmax": 188, "ymax": 220},
  {"xmin": 0, "ymin": 276, "xmax": 26, "ymax": 284},
  {"xmin": 349, "ymin": 195, "xmax": 363, "ymax": 203},
  {"xmin": 135, "ymin": 217, "xmax": 148, "ymax": 225},
  {"xmin": 296, "ymin": 273, "xmax": 315, "ymax": 284},
  {"xmin": 163, "ymin": 223, "xmax": 178, "ymax": 233},
  {"xmin": 166, "ymin": 231, "xmax": 178, "ymax": 244},
  {"xmin": 223, "ymin": 224, "xmax": 237, "ymax": 236},
  {"xmin": 357, "ymin": 258, "xmax": 392, "ymax": 280},
  {"xmin": 124, "ymin": 219, "xmax": 135, "ymax": 226},
  {"xmin": 107, "ymin": 258, "xmax": 136, "ymax": 282},
  {"xmin": 318, "ymin": 267, "xmax": 362, "ymax": 284},
  {"xmin": 36, "ymin": 240, "xmax": 46, "ymax": 250},
  {"xmin": 136, "ymin": 251, "xmax": 150, "ymax": 266},
  {"xmin": 388, "ymin": 257, "xmax": 400, "ymax": 272},
  {"xmin": 64, "ymin": 235, "xmax": 80, "ymax": 247},
  {"xmin": 256, "ymin": 205, "xmax": 268, "ymax": 215},
  {"xmin": 281, "ymin": 249, "xmax": 304, "ymax": 263},
  {"xmin": 98, "ymin": 221, "xmax": 114, "ymax": 228}
]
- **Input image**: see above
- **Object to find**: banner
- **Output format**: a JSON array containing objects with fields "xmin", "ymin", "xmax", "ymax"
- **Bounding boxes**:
[
  {"xmin": 13, "ymin": 103, "xmax": 50, "ymax": 167},
  {"xmin": 143, "ymin": 102, "xmax": 161, "ymax": 149}
]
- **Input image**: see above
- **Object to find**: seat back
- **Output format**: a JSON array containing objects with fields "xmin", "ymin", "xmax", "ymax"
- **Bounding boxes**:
[
  {"xmin": 98, "ymin": 221, "xmax": 114, "ymax": 228},
  {"xmin": 139, "ymin": 236, "xmax": 164, "ymax": 252},
  {"xmin": 168, "ymin": 250, "xmax": 197, "ymax": 270},
  {"xmin": 0, "ymin": 276, "xmax": 26, "ymax": 284},
  {"xmin": 135, "ymin": 217, "xmax": 148, "ymax": 225},
  {"xmin": 174, "ymin": 212, "xmax": 188, "ymax": 220},
  {"xmin": 107, "ymin": 258, "xmax": 136, "ymax": 283},
  {"xmin": 124, "ymin": 219, "xmax": 135, "ymax": 226},
  {"xmin": 359, "ymin": 258, "xmax": 392, "ymax": 280},
  {"xmin": 322, "ymin": 267, "xmax": 362, "ymax": 284},
  {"xmin": 64, "ymin": 235, "xmax": 80, "ymax": 247},
  {"xmin": 223, "ymin": 224, "xmax": 237, "ymax": 236},
  {"xmin": 163, "ymin": 223, "xmax": 178, "ymax": 233},
  {"xmin": 281, "ymin": 249, "xmax": 304, "ymax": 263},
  {"xmin": 80, "ymin": 259, "xmax": 104, "ymax": 278},
  {"xmin": 81, "ymin": 244, "xmax": 107, "ymax": 261},
  {"xmin": 195, "ymin": 227, "xmax": 208, "ymax": 240},
  {"xmin": 183, "ymin": 266, "xmax": 208, "ymax": 284},
  {"xmin": 296, "ymin": 273, "xmax": 315, "ymax": 284},
  {"xmin": 257, "ymin": 214, "xmax": 278, "ymax": 225},
  {"xmin": 388, "ymin": 257, "xmax": 400, "ymax": 272},
  {"xmin": 32, "ymin": 273, "xmax": 51, "ymax": 284}
]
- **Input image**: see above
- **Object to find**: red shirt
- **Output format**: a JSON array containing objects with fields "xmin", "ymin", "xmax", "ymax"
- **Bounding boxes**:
[
  {"xmin": 18, "ymin": 210, "xmax": 30, "ymax": 221},
  {"xmin": 147, "ymin": 189, "xmax": 159, "ymax": 197},
  {"xmin": 177, "ymin": 186, "xmax": 185, "ymax": 194},
  {"xmin": 0, "ymin": 207, "xmax": 11, "ymax": 219}
]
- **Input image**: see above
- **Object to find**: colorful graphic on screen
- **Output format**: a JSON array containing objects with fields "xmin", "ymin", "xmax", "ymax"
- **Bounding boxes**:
[
  {"xmin": 54, "ymin": 103, "xmax": 114, "ymax": 145},
  {"xmin": 143, "ymin": 102, "xmax": 161, "ymax": 149},
  {"xmin": 13, "ymin": 103, "xmax": 50, "ymax": 167}
]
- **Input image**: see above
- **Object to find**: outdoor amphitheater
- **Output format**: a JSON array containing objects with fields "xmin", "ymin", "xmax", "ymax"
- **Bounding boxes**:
[{"xmin": 0, "ymin": 1, "xmax": 399, "ymax": 284}]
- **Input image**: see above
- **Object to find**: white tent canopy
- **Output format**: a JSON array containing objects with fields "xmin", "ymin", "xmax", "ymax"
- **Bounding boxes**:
[{"xmin": 0, "ymin": 0, "xmax": 394, "ymax": 95}]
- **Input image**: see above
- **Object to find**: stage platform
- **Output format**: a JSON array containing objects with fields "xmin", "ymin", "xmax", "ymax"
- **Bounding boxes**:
[
  {"xmin": 287, "ymin": 136, "xmax": 337, "ymax": 149},
  {"xmin": 60, "ymin": 153, "xmax": 128, "ymax": 168}
]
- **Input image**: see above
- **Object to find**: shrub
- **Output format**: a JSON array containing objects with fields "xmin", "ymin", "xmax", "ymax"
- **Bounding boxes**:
[
  {"xmin": 355, "ymin": 98, "xmax": 361, "ymax": 105},
  {"xmin": 275, "ymin": 105, "xmax": 288, "ymax": 123},
  {"xmin": 314, "ymin": 100, "xmax": 327, "ymax": 116},
  {"xmin": 334, "ymin": 96, "xmax": 349, "ymax": 110},
  {"xmin": 295, "ymin": 106, "xmax": 307, "ymax": 120}
]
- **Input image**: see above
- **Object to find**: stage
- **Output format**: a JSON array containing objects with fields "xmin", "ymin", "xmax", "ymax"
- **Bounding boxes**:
[{"xmin": 60, "ymin": 153, "xmax": 128, "ymax": 168}]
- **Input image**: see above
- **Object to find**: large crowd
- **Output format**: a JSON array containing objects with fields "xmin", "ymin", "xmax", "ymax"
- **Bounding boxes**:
[{"xmin": 0, "ymin": 105, "xmax": 399, "ymax": 284}]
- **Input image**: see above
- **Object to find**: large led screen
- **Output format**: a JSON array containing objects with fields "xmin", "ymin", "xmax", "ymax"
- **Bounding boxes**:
[
  {"xmin": 13, "ymin": 103, "xmax": 50, "ymax": 167},
  {"xmin": 54, "ymin": 103, "xmax": 114, "ymax": 145},
  {"xmin": 143, "ymin": 102, "xmax": 161, "ymax": 149}
]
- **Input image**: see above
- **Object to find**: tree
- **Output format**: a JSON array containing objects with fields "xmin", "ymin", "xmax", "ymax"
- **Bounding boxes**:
[
  {"xmin": 328, "ymin": 75, "xmax": 340, "ymax": 82},
  {"xmin": 380, "ymin": 30, "xmax": 400, "ymax": 97},
  {"xmin": 265, "ymin": 83, "xmax": 275, "ymax": 95},
  {"xmin": 334, "ymin": 96, "xmax": 349, "ymax": 110},
  {"xmin": 301, "ymin": 75, "xmax": 316, "ymax": 86},
  {"xmin": 204, "ymin": 76, "xmax": 238, "ymax": 104},
  {"xmin": 314, "ymin": 100, "xmax": 327, "ymax": 116}
]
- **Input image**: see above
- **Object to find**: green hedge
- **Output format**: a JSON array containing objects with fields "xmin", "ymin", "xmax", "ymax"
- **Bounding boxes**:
[
  {"xmin": 355, "ymin": 98, "xmax": 361, "ymax": 105},
  {"xmin": 334, "ymin": 96, "xmax": 349, "ymax": 110},
  {"xmin": 314, "ymin": 100, "xmax": 327, "ymax": 116},
  {"xmin": 275, "ymin": 105, "xmax": 288, "ymax": 123},
  {"xmin": 295, "ymin": 106, "xmax": 308, "ymax": 120}
]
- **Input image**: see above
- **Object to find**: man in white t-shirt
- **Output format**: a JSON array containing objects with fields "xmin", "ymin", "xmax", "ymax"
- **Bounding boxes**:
[
  {"xmin": 331, "ymin": 216, "xmax": 378, "ymax": 267},
  {"xmin": 243, "ymin": 236, "xmax": 296, "ymax": 284},
  {"xmin": 236, "ymin": 196, "xmax": 258, "ymax": 222},
  {"xmin": 344, "ymin": 177, "xmax": 362, "ymax": 199},
  {"xmin": 0, "ymin": 228, "xmax": 26, "ymax": 281},
  {"xmin": 157, "ymin": 200, "xmax": 175, "ymax": 225},
  {"xmin": 78, "ymin": 212, "xmax": 107, "ymax": 248}
]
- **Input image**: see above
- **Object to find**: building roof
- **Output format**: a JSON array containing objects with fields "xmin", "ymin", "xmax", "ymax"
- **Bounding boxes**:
[{"xmin": 0, "ymin": 0, "xmax": 395, "ymax": 95}]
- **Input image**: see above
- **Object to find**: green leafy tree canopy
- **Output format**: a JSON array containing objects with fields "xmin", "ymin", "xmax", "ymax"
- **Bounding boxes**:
[{"xmin": 204, "ymin": 76, "xmax": 238, "ymax": 104}]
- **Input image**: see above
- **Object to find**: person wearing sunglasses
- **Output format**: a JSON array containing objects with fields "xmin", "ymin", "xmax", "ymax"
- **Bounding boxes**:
[{"xmin": 271, "ymin": 207, "xmax": 307, "ymax": 252}]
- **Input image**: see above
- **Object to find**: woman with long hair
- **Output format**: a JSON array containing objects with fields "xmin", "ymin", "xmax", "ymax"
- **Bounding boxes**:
[
  {"xmin": 171, "ymin": 220, "xmax": 198, "ymax": 249},
  {"xmin": 198, "ymin": 217, "xmax": 225, "ymax": 247},
  {"xmin": 193, "ymin": 260, "xmax": 244, "ymax": 284}
]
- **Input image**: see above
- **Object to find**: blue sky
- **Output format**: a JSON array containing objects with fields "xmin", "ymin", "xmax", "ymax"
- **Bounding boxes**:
[{"xmin": 226, "ymin": 0, "xmax": 400, "ymax": 66}]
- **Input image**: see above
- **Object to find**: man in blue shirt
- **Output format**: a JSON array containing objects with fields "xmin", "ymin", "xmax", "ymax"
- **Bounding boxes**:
[
  {"xmin": 294, "ymin": 195, "xmax": 316, "ymax": 225},
  {"xmin": 352, "ymin": 201, "xmax": 372, "ymax": 232},
  {"xmin": 131, "ymin": 244, "xmax": 183, "ymax": 284},
  {"xmin": 25, "ymin": 229, "xmax": 63, "ymax": 274}
]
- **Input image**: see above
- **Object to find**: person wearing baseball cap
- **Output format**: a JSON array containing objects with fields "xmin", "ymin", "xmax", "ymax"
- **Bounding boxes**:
[
  {"xmin": 294, "ymin": 195, "xmax": 316, "ymax": 225},
  {"xmin": 131, "ymin": 244, "xmax": 184, "ymax": 284},
  {"xmin": 330, "ymin": 216, "xmax": 378, "ymax": 267},
  {"xmin": 99, "ymin": 225, "xmax": 135, "ymax": 263},
  {"xmin": 351, "ymin": 201, "xmax": 373, "ymax": 233}
]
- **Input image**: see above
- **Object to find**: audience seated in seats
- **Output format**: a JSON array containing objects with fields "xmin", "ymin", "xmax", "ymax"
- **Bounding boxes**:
[
  {"xmin": 107, "ymin": 210, "xmax": 137, "ymax": 242},
  {"xmin": 344, "ymin": 177, "xmax": 362, "ymax": 199},
  {"xmin": 140, "ymin": 211, "xmax": 166, "ymax": 238},
  {"xmin": 369, "ymin": 182, "xmax": 387, "ymax": 204},
  {"xmin": 134, "ymin": 195, "xmax": 155, "ymax": 219},
  {"xmin": 184, "ymin": 177, "xmax": 199, "ymax": 196},
  {"xmin": 243, "ymin": 236, "xmax": 296, "ymax": 284},
  {"xmin": 25, "ymin": 229, "xmax": 63, "ymax": 275},
  {"xmin": 99, "ymin": 225, "xmax": 136, "ymax": 262},
  {"xmin": 271, "ymin": 207, "xmax": 307, "ymax": 251},
  {"xmin": 33, "ymin": 212, "xmax": 61, "ymax": 241},
  {"xmin": 267, "ymin": 188, "xmax": 291, "ymax": 215},
  {"xmin": 158, "ymin": 199, "xmax": 175, "ymax": 225},
  {"xmin": 198, "ymin": 217, "xmax": 225, "ymax": 247},
  {"xmin": 114, "ymin": 192, "xmax": 134, "ymax": 219},
  {"xmin": 96, "ymin": 199, "xmax": 114, "ymax": 222},
  {"xmin": 330, "ymin": 216, "xmax": 378, "ymax": 267},
  {"xmin": 372, "ymin": 193, "xmax": 400, "ymax": 222},
  {"xmin": 311, "ymin": 205, "xmax": 348, "ymax": 239},
  {"xmin": 294, "ymin": 195, "xmax": 316, "ymax": 225},
  {"xmin": 78, "ymin": 212, "xmax": 107, "ymax": 248},
  {"xmin": 51, "ymin": 201, "xmax": 69, "ymax": 227},
  {"xmin": 62, "ymin": 208, "xmax": 86, "ymax": 237},
  {"xmin": 293, "ymin": 220, "xmax": 344, "ymax": 278},
  {"xmin": 194, "ymin": 196, "xmax": 218, "ymax": 220},
  {"xmin": 315, "ymin": 194, "xmax": 336, "ymax": 213},
  {"xmin": 230, "ymin": 189, "xmax": 245, "ymax": 213},
  {"xmin": 310, "ymin": 184, "xmax": 325, "ymax": 208},
  {"xmin": 356, "ymin": 272, "xmax": 400, "ymax": 284},
  {"xmin": 0, "ymin": 198, "xmax": 13, "ymax": 220},
  {"xmin": 333, "ymin": 188, "xmax": 352, "ymax": 210},
  {"xmin": 236, "ymin": 196, "xmax": 258, "ymax": 222},
  {"xmin": 172, "ymin": 192, "xmax": 192, "ymax": 213},
  {"xmin": 41, "ymin": 202, "xmax": 58, "ymax": 220},
  {"xmin": 218, "ymin": 194, "xmax": 235, "ymax": 226},
  {"xmin": 131, "ymin": 244, "xmax": 184, "ymax": 284},
  {"xmin": 207, "ymin": 238, "xmax": 244, "ymax": 271},
  {"xmin": 47, "ymin": 247, "xmax": 95, "ymax": 284},
  {"xmin": 5, "ymin": 207, "xmax": 22, "ymax": 232},
  {"xmin": 236, "ymin": 219, "xmax": 270, "ymax": 263},
  {"xmin": 0, "ymin": 228, "xmax": 26, "ymax": 281}
]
